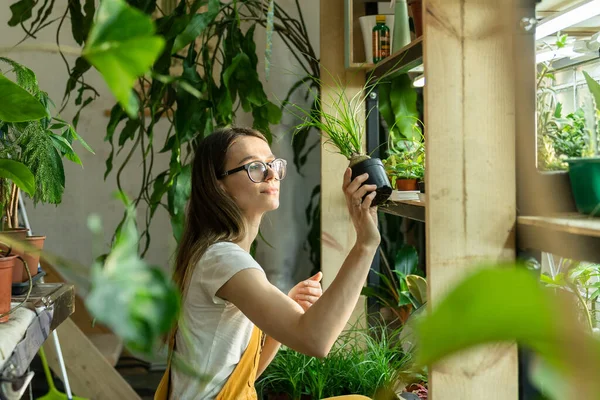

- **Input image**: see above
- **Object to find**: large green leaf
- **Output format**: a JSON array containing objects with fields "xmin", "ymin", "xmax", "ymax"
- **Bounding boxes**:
[
  {"xmin": 8, "ymin": 0, "xmax": 35, "ymax": 26},
  {"xmin": 82, "ymin": 0, "xmax": 165, "ymax": 118},
  {"xmin": 583, "ymin": 71, "xmax": 600, "ymax": 111},
  {"xmin": 0, "ymin": 74, "xmax": 48, "ymax": 122},
  {"xmin": 395, "ymin": 245, "xmax": 418, "ymax": 276},
  {"xmin": 390, "ymin": 74, "xmax": 420, "ymax": 140},
  {"xmin": 0, "ymin": 159, "xmax": 35, "ymax": 196},
  {"xmin": 172, "ymin": 0, "xmax": 220, "ymax": 54},
  {"xmin": 168, "ymin": 164, "xmax": 191, "ymax": 242},
  {"xmin": 86, "ymin": 193, "xmax": 180, "ymax": 355}
]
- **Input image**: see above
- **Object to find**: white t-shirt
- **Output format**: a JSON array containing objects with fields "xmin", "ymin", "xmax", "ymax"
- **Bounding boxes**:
[{"xmin": 170, "ymin": 242, "xmax": 264, "ymax": 400}]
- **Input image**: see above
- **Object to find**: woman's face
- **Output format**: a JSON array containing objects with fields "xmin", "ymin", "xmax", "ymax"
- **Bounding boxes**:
[{"xmin": 219, "ymin": 136, "xmax": 281, "ymax": 218}]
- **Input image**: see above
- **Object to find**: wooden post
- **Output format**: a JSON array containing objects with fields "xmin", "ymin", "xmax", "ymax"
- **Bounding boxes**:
[
  {"xmin": 320, "ymin": 0, "xmax": 366, "ymax": 329},
  {"xmin": 424, "ymin": 0, "xmax": 518, "ymax": 398}
]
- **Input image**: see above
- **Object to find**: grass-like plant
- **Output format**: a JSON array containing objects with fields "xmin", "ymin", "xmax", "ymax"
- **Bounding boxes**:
[
  {"xmin": 287, "ymin": 73, "xmax": 378, "ymax": 168},
  {"xmin": 256, "ymin": 319, "xmax": 422, "ymax": 399}
]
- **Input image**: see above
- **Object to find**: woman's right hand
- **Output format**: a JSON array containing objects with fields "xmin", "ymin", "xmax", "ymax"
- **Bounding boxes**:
[{"xmin": 342, "ymin": 168, "xmax": 381, "ymax": 249}]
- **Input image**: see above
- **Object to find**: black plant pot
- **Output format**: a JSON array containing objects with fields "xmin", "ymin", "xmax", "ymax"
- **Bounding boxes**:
[
  {"xmin": 417, "ymin": 180, "xmax": 425, "ymax": 193},
  {"xmin": 350, "ymin": 158, "xmax": 392, "ymax": 206}
]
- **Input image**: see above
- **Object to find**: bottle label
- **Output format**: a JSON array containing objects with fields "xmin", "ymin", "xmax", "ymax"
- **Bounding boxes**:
[{"xmin": 373, "ymin": 30, "xmax": 391, "ymax": 62}]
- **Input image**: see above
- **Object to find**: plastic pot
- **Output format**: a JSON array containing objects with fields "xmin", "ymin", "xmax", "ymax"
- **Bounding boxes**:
[
  {"xmin": 0, "ymin": 255, "xmax": 17, "ymax": 323},
  {"xmin": 12, "ymin": 236, "xmax": 45, "ymax": 283},
  {"xmin": 417, "ymin": 180, "xmax": 425, "ymax": 193},
  {"xmin": 396, "ymin": 178, "xmax": 418, "ymax": 191},
  {"xmin": 350, "ymin": 157, "xmax": 392, "ymax": 206},
  {"xmin": 566, "ymin": 158, "xmax": 600, "ymax": 216}
]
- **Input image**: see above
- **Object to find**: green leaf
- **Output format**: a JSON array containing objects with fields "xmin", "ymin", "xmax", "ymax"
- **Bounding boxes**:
[
  {"xmin": 168, "ymin": 164, "xmax": 191, "ymax": 242},
  {"xmin": 0, "ymin": 74, "xmax": 48, "ymax": 122},
  {"xmin": 390, "ymin": 74, "xmax": 420, "ymax": 140},
  {"xmin": 8, "ymin": 0, "xmax": 35, "ymax": 26},
  {"xmin": 0, "ymin": 159, "xmax": 35, "ymax": 196},
  {"xmin": 406, "ymin": 274, "xmax": 427, "ymax": 305},
  {"xmin": 416, "ymin": 266, "xmax": 565, "ymax": 367},
  {"xmin": 172, "ymin": 0, "xmax": 219, "ymax": 54},
  {"xmin": 86, "ymin": 194, "xmax": 180, "ymax": 354},
  {"xmin": 82, "ymin": 0, "xmax": 166, "ymax": 118},
  {"xmin": 395, "ymin": 245, "xmax": 418, "ymax": 276},
  {"xmin": 583, "ymin": 71, "xmax": 600, "ymax": 111}
]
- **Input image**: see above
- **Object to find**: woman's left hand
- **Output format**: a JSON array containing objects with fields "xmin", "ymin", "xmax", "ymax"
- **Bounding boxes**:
[{"xmin": 288, "ymin": 272, "xmax": 323, "ymax": 312}]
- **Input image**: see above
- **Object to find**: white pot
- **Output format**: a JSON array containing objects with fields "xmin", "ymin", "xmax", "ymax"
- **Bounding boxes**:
[{"xmin": 359, "ymin": 15, "xmax": 395, "ymax": 64}]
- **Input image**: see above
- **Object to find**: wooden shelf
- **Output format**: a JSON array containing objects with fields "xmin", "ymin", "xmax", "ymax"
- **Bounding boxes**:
[
  {"xmin": 517, "ymin": 213, "xmax": 600, "ymax": 263},
  {"xmin": 380, "ymin": 199, "xmax": 425, "ymax": 222},
  {"xmin": 370, "ymin": 38, "xmax": 423, "ymax": 79}
]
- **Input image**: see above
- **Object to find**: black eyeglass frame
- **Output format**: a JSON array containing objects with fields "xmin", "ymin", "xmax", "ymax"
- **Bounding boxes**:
[{"xmin": 219, "ymin": 158, "xmax": 287, "ymax": 183}]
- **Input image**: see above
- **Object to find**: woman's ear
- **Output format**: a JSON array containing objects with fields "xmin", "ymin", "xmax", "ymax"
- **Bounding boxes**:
[{"xmin": 217, "ymin": 180, "xmax": 228, "ymax": 194}]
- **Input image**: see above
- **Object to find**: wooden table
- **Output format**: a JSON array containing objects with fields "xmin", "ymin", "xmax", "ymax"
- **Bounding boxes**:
[{"xmin": 0, "ymin": 283, "xmax": 74, "ymax": 399}]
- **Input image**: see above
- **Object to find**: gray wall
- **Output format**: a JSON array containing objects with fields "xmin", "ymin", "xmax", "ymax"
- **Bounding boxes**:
[{"xmin": 0, "ymin": 0, "xmax": 320, "ymax": 293}]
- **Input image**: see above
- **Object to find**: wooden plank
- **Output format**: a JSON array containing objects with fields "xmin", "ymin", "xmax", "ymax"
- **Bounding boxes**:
[
  {"xmin": 518, "ymin": 214, "xmax": 600, "ymax": 238},
  {"xmin": 371, "ymin": 38, "xmax": 424, "ymax": 79},
  {"xmin": 43, "ymin": 318, "xmax": 141, "ymax": 400},
  {"xmin": 322, "ymin": 0, "xmax": 367, "ymax": 331},
  {"xmin": 424, "ymin": 0, "xmax": 518, "ymax": 398},
  {"xmin": 380, "ymin": 200, "xmax": 425, "ymax": 222}
]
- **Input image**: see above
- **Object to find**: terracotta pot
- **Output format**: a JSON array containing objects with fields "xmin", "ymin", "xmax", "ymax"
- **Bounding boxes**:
[
  {"xmin": 11, "ymin": 236, "xmax": 45, "ymax": 283},
  {"xmin": 0, "ymin": 255, "xmax": 18, "ymax": 323},
  {"xmin": 408, "ymin": 0, "xmax": 423, "ymax": 38},
  {"xmin": 396, "ymin": 179, "xmax": 418, "ymax": 191}
]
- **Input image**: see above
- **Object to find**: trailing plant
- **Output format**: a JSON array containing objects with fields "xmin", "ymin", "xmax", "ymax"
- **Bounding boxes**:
[
  {"xmin": 383, "ymin": 137, "xmax": 424, "ymax": 185},
  {"xmin": 0, "ymin": 57, "xmax": 92, "ymax": 225},
  {"xmin": 7, "ymin": 0, "xmax": 321, "ymax": 257},
  {"xmin": 256, "ymin": 320, "xmax": 417, "ymax": 399}
]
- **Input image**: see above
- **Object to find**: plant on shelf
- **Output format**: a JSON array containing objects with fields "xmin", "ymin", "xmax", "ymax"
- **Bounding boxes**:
[
  {"xmin": 383, "ymin": 137, "xmax": 425, "ymax": 191},
  {"xmin": 362, "ymin": 244, "xmax": 427, "ymax": 326},
  {"xmin": 290, "ymin": 75, "xmax": 392, "ymax": 206},
  {"xmin": 256, "ymin": 320, "xmax": 423, "ymax": 399}
]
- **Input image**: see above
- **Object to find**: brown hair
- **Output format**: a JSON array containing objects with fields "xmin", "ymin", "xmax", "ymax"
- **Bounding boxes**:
[{"xmin": 167, "ymin": 127, "xmax": 267, "ymax": 344}]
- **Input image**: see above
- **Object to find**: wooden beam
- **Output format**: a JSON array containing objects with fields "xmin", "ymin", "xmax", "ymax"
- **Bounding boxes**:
[
  {"xmin": 43, "ymin": 318, "xmax": 141, "ymax": 400},
  {"xmin": 320, "ymin": 0, "xmax": 367, "ymax": 330},
  {"xmin": 424, "ymin": 0, "xmax": 518, "ymax": 398}
]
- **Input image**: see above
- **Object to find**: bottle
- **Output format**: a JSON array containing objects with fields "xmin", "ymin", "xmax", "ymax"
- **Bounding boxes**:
[
  {"xmin": 372, "ymin": 15, "xmax": 390, "ymax": 63},
  {"xmin": 392, "ymin": 0, "xmax": 411, "ymax": 53}
]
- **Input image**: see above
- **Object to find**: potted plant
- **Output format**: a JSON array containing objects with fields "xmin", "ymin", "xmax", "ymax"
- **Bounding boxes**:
[
  {"xmin": 0, "ymin": 57, "xmax": 91, "ymax": 283},
  {"xmin": 564, "ymin": 71, "xmax": 600, "ymax": 216},
  {"xmin": 290, "ymin": 76, "xmax": 392, "ymax": 206},
  {"xmin": 383, "ymin": 138, "xmax": 425, "ymax": 191}
]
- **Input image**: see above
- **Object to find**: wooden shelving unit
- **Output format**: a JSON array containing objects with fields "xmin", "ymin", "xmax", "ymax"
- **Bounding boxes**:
[
  {"xmin": 518, "ymin": 214, "xmax": 600, "ymax": 263},
  {"xmin": 370, "ymin": 38, "xmax": 423, "ymax": 79},
  {"xmin": 380, "ymin": 199, "xmax": 425, "ymax": 222}
]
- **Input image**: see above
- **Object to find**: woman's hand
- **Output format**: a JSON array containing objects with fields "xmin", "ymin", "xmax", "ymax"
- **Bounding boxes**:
[
  {"xmin": 342, "ymin": 169, "xmax": 380, "ymax": 249},
  {"xmin": 288, "ymin": 272, "xmax": 323, "ymax": 312}
]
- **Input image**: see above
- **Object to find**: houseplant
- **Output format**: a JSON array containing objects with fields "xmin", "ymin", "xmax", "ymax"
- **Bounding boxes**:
[
  {"xmin": 0, "ymin": 57, "xmax": 91, "ymax": 282},
  {"xmin": 291, "ymin": 76, "xmax": 392, "ymax": 206},
  {"xmin": 564, "ymin": 71, "xmax": 600, "ymax": 216},
  {"xmin": 383, "ymin": 138, "xmax": 424, "ymax": 191}
]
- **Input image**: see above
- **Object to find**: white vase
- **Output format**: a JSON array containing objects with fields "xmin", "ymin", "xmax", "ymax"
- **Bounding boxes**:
[{"xmin": 359, "ymin": 15, "xmax": 395, "ymax": 64}]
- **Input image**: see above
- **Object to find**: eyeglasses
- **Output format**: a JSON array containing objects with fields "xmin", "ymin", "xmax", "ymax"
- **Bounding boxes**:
[{"xmin": 220, "ymin": 158, "xmax": 287, "ymax": 183}]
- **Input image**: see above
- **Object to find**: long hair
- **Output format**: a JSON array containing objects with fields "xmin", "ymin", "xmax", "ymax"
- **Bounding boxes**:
[{"xmin": 167, "ymin": 127, "xmax": 267, "ymax": 344}]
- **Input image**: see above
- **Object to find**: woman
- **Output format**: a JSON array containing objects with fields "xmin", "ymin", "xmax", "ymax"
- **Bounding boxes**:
[{"xmin": 157, "ymin": 127, "xmax": 379, "ymax": 399}]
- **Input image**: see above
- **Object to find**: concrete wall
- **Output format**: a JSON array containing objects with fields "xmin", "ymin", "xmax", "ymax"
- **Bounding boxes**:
[{"xmin": 0, "ymin": 0, "xmax": 320, "ymax": 293}]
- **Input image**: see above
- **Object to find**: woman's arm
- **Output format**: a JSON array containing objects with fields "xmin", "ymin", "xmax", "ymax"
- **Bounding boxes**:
[{"xmin": 217, "ymin": 170, "xmax": 380, "ymax": 357}]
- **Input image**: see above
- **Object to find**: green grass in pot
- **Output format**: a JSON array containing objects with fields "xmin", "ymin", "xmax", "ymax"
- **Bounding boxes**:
[{"xmin": 289, "ymin": 75, "xmax": 392, "ymax": 206}]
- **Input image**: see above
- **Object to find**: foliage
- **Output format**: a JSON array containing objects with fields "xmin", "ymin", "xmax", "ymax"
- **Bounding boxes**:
[
  {"xmin": 0, "ymin": 58, "xmax": 91, "ymax": 215},
  {"xmin": 378, "ymin": 73, "xmax": 421, "ymax": 142},
  {"xmin": 289, "ymin": 75, "xmax": 368, "ymax": 160},
  {"xmin": 415, "ymin": 265, "xmax": 600, "ymax": 399},
  {"xmin": 86, "ymin": 192, "xmax": 180, "ymax": 355},
  {"xmin": 257, "ymin": 321, "xmax": 417, "ymax": 399},
  {"xmin": 7, "ymin": 0, "xmax": 319, "ymax": 256},
  {"xmin": 383, "ymin": 137, "xmax": 425, "ymax": 183},
  {"xmin": 361, "ymin": 245, "xmax": 427, "ymax": 324}
]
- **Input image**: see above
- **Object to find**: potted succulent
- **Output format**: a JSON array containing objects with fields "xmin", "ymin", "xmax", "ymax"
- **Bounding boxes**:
[
  {"xmin": 291, "ymin": 76, "xmax": 392, "ymax": 206},
  {"xmin": 383, "ymin": 138, "xmax": 424, "ymax": 191}
]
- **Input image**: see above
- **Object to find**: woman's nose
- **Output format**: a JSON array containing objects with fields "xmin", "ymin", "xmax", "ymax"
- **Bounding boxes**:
[{"xmin": 265, "ymin": 165, "xmax": 277, "ymax": 181}]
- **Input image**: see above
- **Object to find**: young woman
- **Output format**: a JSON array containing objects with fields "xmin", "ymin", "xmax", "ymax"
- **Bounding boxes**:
[{"xmin": 156, "ymin": 127, "xmax": 380, "ymax": 399}]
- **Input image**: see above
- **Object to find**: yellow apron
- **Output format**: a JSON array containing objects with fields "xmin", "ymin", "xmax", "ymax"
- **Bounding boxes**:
[{"xmin": 154, "ymin": 326, "xmax": 264, "ymax": 400}]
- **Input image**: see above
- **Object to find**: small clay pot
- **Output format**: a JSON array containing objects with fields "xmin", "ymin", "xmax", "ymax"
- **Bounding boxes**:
[
  {"xmin": 396, "ymin": 179, "xmax": 418, "ymax": 191},
  {"xmin": 0, "ymin": 255, "xmax": 18, "ymax": 323},
  {"xmin": 408, "ymin": 0, "xmax": 423, "ymax": 38},
  {"xmin": 12, "ymin": 236, "xmax": 45, "ymax": 283},
  {"xmin": 350, "ymin": 157, "xmax": 393, "ymax": 206}
]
